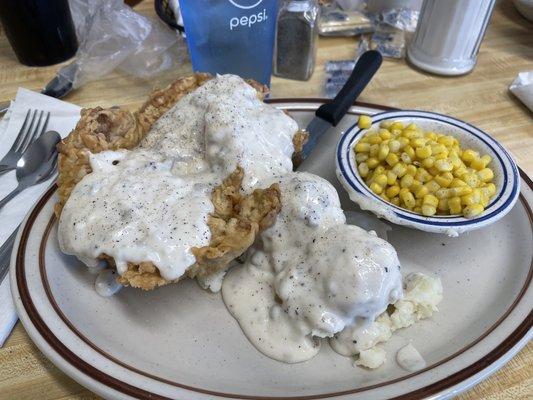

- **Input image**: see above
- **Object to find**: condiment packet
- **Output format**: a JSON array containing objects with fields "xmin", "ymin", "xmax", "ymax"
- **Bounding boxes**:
[
  {"xmin": 319, "ymin": 8, "xmax": 374, "ymax": 36},
  {"xmin": 381, "ymin": 7, "xmax": 420, "ymax": 33},
  {"xmin": 370, "ymin": 27, "xmax": 406, "ymax": 59},
  {"xmin": 509, "ymin": 71, "xmax": 533, "ymax": 112},
  {"xmin": 324, "ymin": 37, "xmax": 369, "ymax": 98}
]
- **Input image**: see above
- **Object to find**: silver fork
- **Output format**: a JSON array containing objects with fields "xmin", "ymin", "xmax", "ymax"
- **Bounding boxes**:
[
  {"xmin": 0, "ymin": 109, "xmax": 50, "ymax": 177},
  {"xmin": 0, "ymin": 157, "xmax": 58, "ymax": 283}
]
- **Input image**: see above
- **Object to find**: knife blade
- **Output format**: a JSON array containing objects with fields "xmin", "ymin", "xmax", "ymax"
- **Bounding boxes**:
[{"xmin": 295, "ymin": 50, "xmax": 383, "ymax": 167}]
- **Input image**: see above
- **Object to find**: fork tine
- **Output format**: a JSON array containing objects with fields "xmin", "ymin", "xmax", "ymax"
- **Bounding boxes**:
[
  {"xmin": 39, "ymin": 112, "xmax": 50, "ymax": 137},
  {"xmin": 8, "ymin": 109, "xmax": 32, "ymax": 152},
  {"xmin": 17, "ymin": 110, "xmax": 41, "ymax": 153},
  {"xmin": 27, "ymin": 110, "xmax": 47, "ymax": 145}
]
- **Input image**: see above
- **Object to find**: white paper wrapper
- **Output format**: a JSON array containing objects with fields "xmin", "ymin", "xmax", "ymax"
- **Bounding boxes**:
[{"xmin": 509, "ymin": 71, "xmax": 533, "ymax": 112}]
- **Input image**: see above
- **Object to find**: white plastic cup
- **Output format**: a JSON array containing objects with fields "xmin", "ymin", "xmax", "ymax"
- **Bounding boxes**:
[{"xmin": 407, "ymin": 0, "xmax": 496, "ymax": 76}]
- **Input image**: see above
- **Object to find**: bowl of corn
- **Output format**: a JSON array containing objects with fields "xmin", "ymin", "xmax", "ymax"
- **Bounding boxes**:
[{"xmin": 336, "ymin": 110, "xmax": 520, "ymax": 236}]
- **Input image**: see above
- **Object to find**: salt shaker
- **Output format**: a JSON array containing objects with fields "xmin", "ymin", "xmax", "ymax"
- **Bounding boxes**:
[
  {"xmin": 274, "ymin": 0, "xmax": 319, "ymax": 81},
  {"xmin": 407, "ymin": 0, "xmax": 496, "ymax": 75}
]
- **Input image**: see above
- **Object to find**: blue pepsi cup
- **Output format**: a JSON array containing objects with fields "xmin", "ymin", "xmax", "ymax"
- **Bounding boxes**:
[{"xmin": 179, "ymin": 0, "xmax": 278, "ymax": 86}]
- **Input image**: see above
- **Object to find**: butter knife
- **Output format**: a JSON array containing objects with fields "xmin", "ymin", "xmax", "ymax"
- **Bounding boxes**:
[{"xmin": 296, "ymin": 50, "xmax": 383, "ymax": 166}]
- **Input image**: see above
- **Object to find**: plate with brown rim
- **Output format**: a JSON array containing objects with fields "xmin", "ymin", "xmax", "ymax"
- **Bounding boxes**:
[{"xmin": 11, "ymin": 100, "xmax": 533, "ymax": 400}]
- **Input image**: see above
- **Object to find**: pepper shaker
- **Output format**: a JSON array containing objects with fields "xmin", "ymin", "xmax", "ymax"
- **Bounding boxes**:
[{"xmin": 273, "ymin": 0, "xmax": 319, "ymax": 81}]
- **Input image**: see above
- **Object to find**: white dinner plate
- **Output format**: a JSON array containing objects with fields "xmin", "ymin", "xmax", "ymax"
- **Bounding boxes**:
[{"xmin": 11, "ymin": 100, "xmax": 533, "ymax": 400}]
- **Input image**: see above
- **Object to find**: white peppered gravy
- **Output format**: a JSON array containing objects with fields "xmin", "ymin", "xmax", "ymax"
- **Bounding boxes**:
[
  {"xmin": 222, "ymin": 172, "xmax": 404, "ymax": 363},
  {"xmin": 58, "ymin": 74, "xmax": 298, "ymax": 285}
]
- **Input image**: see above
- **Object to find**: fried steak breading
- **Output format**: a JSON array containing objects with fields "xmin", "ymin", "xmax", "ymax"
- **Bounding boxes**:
[{"xmin": 56, "ymin": 73, "xmax": 295, "ymax": 290}]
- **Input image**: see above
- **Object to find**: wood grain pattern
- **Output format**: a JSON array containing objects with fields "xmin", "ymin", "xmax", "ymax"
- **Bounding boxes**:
[{"xmin": 0, "ymin": 1, "xmax": 531, "ymax": 399}]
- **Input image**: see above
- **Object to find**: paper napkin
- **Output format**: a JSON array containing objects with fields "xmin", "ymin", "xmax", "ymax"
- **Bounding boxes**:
[
  {"xmin": 0, "ymin": 89, "xmax": 81, "ymax": 347},
  {"xmin": 510, "ymin": 71, "xmax": 533, "ymax": 112}
]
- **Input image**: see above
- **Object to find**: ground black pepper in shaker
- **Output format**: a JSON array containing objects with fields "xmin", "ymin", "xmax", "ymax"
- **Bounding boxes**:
[{"xmin": 274, "ymin": 0, "xmax": 319, "ymax": 81}]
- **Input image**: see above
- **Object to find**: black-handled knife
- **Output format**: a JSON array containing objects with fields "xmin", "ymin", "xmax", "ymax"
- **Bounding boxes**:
[{"xmin": 296, "ymin": 50, "xmax": 383, "ymax": 166}]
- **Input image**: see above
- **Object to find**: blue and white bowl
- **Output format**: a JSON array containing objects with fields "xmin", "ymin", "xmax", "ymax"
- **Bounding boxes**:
[{"xmin": 336, "ymin": 110, "xmax": 521, "ymax": 236}]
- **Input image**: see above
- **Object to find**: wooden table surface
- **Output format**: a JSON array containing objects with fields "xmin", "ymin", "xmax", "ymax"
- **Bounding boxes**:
[{"xmin": 0, "ymin": 1, "xmax": 531, "ymax": 399}]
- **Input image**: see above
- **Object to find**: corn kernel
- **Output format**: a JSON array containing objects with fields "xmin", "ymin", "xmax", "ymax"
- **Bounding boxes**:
[
  {"xmin": 411, "ymin": 138, "xmax": 427, "ymax": 148},
  {"xmin": 385, "ymin": 153, "xmax": 400, "ymax": 167},
  {"xmin": 388, "ymin": 140, "xmax": 401, "ymax": 153},
  {"xmin": 410, "ymin": 179, "xmax": 423, "ymax": 193},
  {"xmin": 369, "ymin": 182, "xmax": 383, "ymax": 194},
  {"xmin": 450, "ymin": 155, "xmax": 462, "ymax": 170},
  {"xmin": 477, "ymin": 168, "xmax": 494, "ymax": 183},
  {"xmin": 434, "ymin": 151, "xmax": 448, "ymax": 160},
  {"xmin": 400, "ymin": 191, "xmax": 416, "ymax": 209},
  {"xmin": 470, "ymin": 157, "xmax": 486, "ymax": 170},
  {"xmin": 414, "ymin": 206, "xmax": 422, "ymax": 214},
  {"xmin": 391, "ymin": 121, "xmax": 405, "ymax": 131},
  {"xmin": 425, "ymin": 180, "xmax": 441, "ymax": 193},
  {"xmin": 450, "ymin": 178, "xmax": 467, "ymax": 188},
  {"xmin": 355, "ymin": 153, "xmax": 369, "ymax": 163},
  {"xmin": 366, "ymin": 157, "xmax": 379, "ymax": 169},
  {"xmin": 368, "ymin": 135, "xmax": 382, "ymax": 145},
  {"xmin": 461, "ymin": 149, "xmax": 478, "ymax": 163},
  {"xmin": 438, "ymin": 198, "xmax": 449, "ymax": 211},
  {"xmin": 374, "ymin": 174, "xmax": 388, "ymax": 187},
  {"xmin": 369, "ymin": 144, "xmax": 379, "ymax": 157},
  {"xmin": 406, "ymin": 123, "xmax": 417, "ymax": 131},
  {"xmin": 434, "ymin": 172, "xmax": 453, "ymax": 188},
  {"xmin": 386, "ymin": 185, "xmax": 401, "ymax": 198},
  {"xmin": 415, "ymin": 145, "xmax": 432, "ymax": 159},
  {"xmin": 390, "ymin": 196, "xmax": 400, "ymax": 206},
  {"xmin": 378, "ymin": 143, "xmax": 390, "ymax": 161},
  {"xmin": 481, "ymin": 154, "xmax": 492, "ymax": 166},
  {"xmin": 461, "ymin": 192, "xmax": 479, "ymax": 206},
  {"xmin": 374, "ymin": 165, "xmax": 386, "ymax": 176},
  {"xmin": 406, "ymin": 164, "xmax": 417, "ymax": 176},
  {"xmin": 437, "ymin": 135, "xmax": 455, "ymax": 147},
  {"xmin": 415, "ymin": 197, "xmax": 423, "ymax": 207},
  {"xmin": 380, "ymin": 193, "xmax": 390, "ymax": 202},
  {"xmin": 415, "ymin": 185, "xmax": 429, "ymax": 199},
  {"xmin": 436, "ymin": 188, "xmax": 451, "ymax": 199},
  {"xmin": 404, "ymin": 145, "xmax": 415, "ymax": 159},
  {"xmin": 484, "ymin": 182, "xmax": 496, "ymax": 196},
  {"xmin": 398, "ymin": 137, "xmax": 410, "ymax": 149},
  {"xmin": 358, "ymin": 115, "xmax": 372, "ymax": 129},
  {"xmin": 358, "ymin": 162, "xmax": 369, "ymax": 178},
  {"xmin": 463, "ymin": 204, "xmax": 484, "ymax": 218},
  {"xmin": 392, "ymin": 163, "xmax": 407, "ymax": 178},
  {"xmin": 435, "ymin": 159, "xmax": 453, "ymax": 172},
  {"xmin": 379, "ymin": 120, "xmax": 392, "ymax": 129},
  {"xmin": 386, "ymin": 170, "xmax": 397, "ymax": 185},
  {"xmin": 379, "ymin": 129, "xmax": 391, "ymax": 140},
  {"xmin": 479, "ymin": 191, "xmax": 489, "ymax": 207},
  {"xmin": 448, "ymin": 196, "xmax": 462, "ymax": 214},
  {"xmin": 422, "ymin": 157, "xmax": 435, "ymax": 169},
  {"xmin": 399, "ymin": 187, "xmax": 410, "ymax": 197},
  {"xmin": 463, "ymin": 173, "xmax": 480, "ymax": 188},
  {"xmin": 431, "ymin": 144, "xmax": 447, "ymax": 155},
  {"xmin": 391, "ymin": 128, "xmax": 403, "ymax": 136},
  {"xmin": 355, "ymin": 142, "xmax": 370, "ymax": 152},
  {"xmin": 451, "ymin": 186, "xmax": 473, "ymax": 197},
  {"xmin": 415, "ymin": 168, "xmax": 431, "ymax": 183},
  {"xmin": 425, "ymin": 131, "xmax": 438, "ymax": 141},
  {"xmin": 400, "ymin": 152, "xmax": 412, "ymax": 164},
  {"xmin": 428, "ymin": 166, "xmax": 440, "ymax": 176},
  {"xmin": 400, "ymin": 174, "xmax": 414, "ymax": 188},
  {"xmin": 423, "ymin": 194, "xmax": 439, "ymax": 207},
  {"xmin": 421, "ymin": 204, "xmax": 437, "ymax": 216},
  {"xmin": 453, "ymin": 166, "xmax": 468, "ymax": 177}
]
